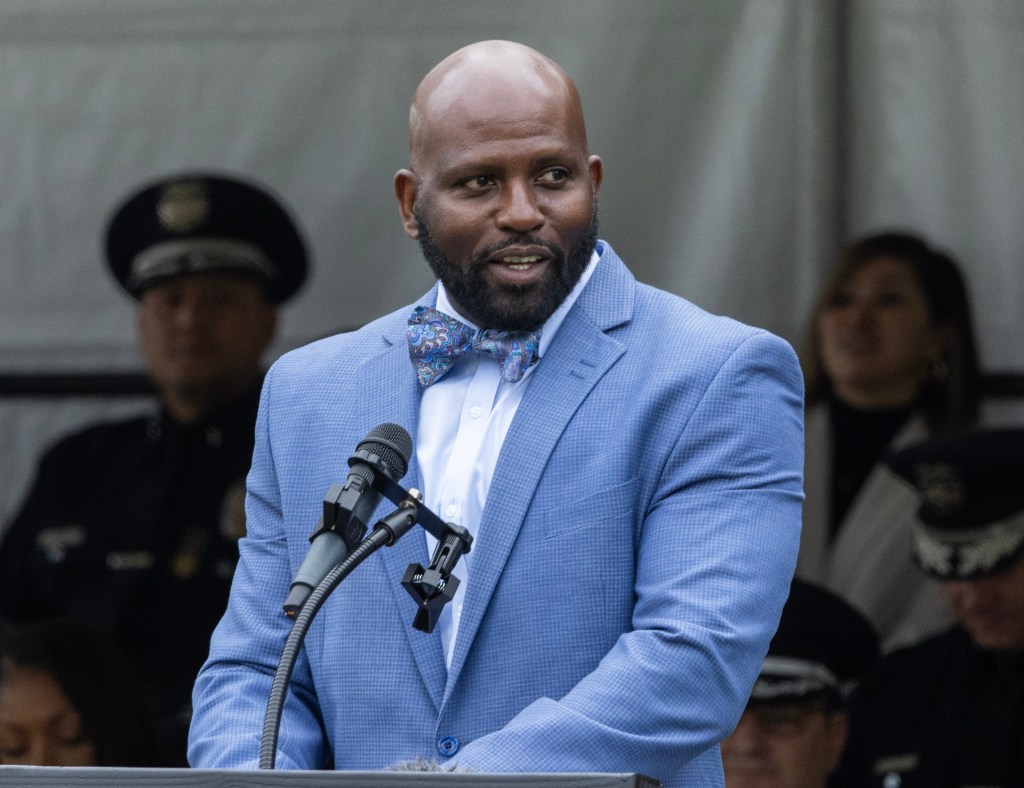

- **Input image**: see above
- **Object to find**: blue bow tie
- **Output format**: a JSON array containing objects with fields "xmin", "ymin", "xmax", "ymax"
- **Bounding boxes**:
[{"xmin": 407, "ymin": 306, "xmax": 542, "ymax": 388}]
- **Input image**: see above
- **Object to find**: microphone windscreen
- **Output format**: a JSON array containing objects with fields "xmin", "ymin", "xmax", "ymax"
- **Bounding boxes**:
[{"xmin": 358, "ymin": 423, "xmax": 413, "ymax": 480}]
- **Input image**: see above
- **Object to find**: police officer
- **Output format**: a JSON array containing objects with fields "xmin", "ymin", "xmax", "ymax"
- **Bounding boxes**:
[
  {"xmin": 839, "ymin": 427, "xmax": 1024, "ymax": 787},
  {"xmin": 0, "ymin": 172, "xmax": 308, "ymax": 764},
  {"xmin": 721, "ymin": 579, "xmax": 879, "ymax": 788}
]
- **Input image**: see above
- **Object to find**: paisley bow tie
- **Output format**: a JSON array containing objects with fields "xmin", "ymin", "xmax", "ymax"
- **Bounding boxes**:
[{"xmin": 407, "ymin": 306, "xmax": 541, "ymax": 388}]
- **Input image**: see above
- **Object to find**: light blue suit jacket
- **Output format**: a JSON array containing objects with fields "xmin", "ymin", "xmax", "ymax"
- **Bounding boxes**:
[{"xmin": 189, "ymin": 242, "xmax": 804, "ymax": 787}]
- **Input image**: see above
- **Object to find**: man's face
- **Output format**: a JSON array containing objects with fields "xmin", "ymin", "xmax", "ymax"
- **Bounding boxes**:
[
  {"xmin": 942, "ymin": 553, "xmax": 1024, "ymax": 650},
  {"xmin": 396, "ymin": 63, "xmax": 602, "ymax": 331},
  {"xmin": 720, "ymin": 701, "xmax": 848, "ymax": 788},
  {"xmin": 137, "ymin": 271, "xmax": 276, "ymax": 413}
]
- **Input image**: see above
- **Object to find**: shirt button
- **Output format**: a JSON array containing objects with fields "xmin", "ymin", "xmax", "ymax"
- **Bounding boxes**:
[
  {"xmin": 445, "ymin": 504, "xmax": 458, "ymax": 518},
  {"xmin": 437, "ymin": 734, "xmax": 460, "ymax": 757},
  {"xmin": 469, "ymin": 405, "xmax": 482, "ymax": 419}
]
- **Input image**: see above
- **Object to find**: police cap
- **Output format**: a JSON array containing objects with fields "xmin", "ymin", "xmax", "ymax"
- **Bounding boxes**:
[
  {"xmin": 105, "ymin": 172, "xmax": 308, "ymax": 304},
  {"xmin": 886, "ymin": 427, "xmax": 1024, "ymax": 580},
  {"xmin": 751, "ymin": 579, "xmax": 879, "ymax": 705}
]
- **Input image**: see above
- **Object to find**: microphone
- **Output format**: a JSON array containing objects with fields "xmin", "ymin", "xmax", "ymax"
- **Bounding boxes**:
[{"xmin": 282, "ymin": 423, "xmax": 413, "ymax": 617}]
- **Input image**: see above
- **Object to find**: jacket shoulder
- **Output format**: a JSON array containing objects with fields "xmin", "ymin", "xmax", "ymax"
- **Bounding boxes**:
[{"xmin": 268, "ymin": 307, "xmax": 412, "ymax": 379}]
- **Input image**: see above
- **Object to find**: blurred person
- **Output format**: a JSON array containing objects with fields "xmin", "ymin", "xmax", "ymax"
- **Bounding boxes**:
[
  {"xmin": 796, "ymin": 231, "xmax": 981, "ymax": 651},
  {"xmin": 722, "ymin": 579, "xmax": 879, "ymax": 788},
  {"xmin": 839, "ymin": 427, "xmax": 1024, "ymax": 787},
  {"xmin": 0, "ymin": 618, "xmax": 166, "ymax": 766},
  {"xmin": 0, "ymin": 172, "xmax": 308, "ymax": 762}
]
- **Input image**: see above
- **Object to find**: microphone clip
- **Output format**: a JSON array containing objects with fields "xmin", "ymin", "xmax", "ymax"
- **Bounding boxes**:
[
  {"xmin": 401, "ymin": 522, "xmax": 473, "ymax": 634},
  {"xmin": 312, "ymin": 476, "xmax": 369, "ymax": 551}
]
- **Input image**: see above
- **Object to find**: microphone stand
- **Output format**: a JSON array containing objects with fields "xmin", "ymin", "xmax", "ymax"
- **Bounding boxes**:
[{"xmin": 259, "ymin": 476, "xmax": 473, "ymax": 770}]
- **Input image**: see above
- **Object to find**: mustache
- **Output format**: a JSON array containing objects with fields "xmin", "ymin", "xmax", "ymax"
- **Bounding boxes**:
[{"xmin": 468, "ymin": 235, "xmax": 564, "ymax": 269}]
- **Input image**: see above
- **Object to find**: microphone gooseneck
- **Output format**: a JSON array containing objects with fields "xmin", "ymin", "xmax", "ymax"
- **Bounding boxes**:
[{"xmin": 262, "ymin": 423, "xmax": 473, "ymax": 769}]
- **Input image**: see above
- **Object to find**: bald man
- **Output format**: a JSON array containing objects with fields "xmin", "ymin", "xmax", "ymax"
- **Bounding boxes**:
[{"xmin": 189, "ymin": 41, "xmax": 804, "ymax": 787}]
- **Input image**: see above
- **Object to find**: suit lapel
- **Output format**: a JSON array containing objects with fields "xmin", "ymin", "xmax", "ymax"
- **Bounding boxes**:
[
  {"xmin": 443, "ymin": 246, "xmax": 634, "ymax": 698},
  {"xmin": 356, "ymin": 298, "xmax": 449, "ymax": 711}
]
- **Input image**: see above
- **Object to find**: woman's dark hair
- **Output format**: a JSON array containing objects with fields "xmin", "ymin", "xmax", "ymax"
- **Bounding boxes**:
[
  {"xmin": 803, "ymin": 231, "xmax": 981, "ymax": 433},
  {"xmin": 0, "ymin": 618, "xmax": 168, "ymax": 766}
]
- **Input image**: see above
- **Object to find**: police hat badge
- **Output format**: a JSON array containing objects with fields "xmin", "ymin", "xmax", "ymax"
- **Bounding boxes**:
[
  {"xmin": 886, "ymin": 428, "xmax": 1024, "ymax": 579},
  {"xmin": 105, "ymin": 171, "xmax": 308, "ymax": 304}
]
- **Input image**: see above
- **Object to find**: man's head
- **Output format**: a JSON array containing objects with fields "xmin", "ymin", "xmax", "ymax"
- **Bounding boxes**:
[
  {"xmin": 394, "ymin": 40, "xmax": 603, "ymax": 331},
  {"xmin": 106, "ymin": 173, "xmax": 308, "ymax": 423},
  {"xmin": 886, "ymin": 427, "xmax": 1024, "ymax": 650},
  {"xmin": 721, "ymin": 580, "xmax": 879, "ymax": 788}
]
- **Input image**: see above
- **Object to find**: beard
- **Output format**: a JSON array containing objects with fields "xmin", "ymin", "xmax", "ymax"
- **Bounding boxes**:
[{"xmin": 413, "ymin": 202, "xmax": 599, "ymax": 332}]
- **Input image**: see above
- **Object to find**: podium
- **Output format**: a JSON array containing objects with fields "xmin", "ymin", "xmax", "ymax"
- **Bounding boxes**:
[{"xmin": 0, "ymin": 767, "xmax": 660, "ymax": 787}]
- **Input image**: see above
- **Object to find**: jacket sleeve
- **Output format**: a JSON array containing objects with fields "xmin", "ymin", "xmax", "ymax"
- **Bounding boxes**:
[{"xmin": 188, "ymin": 367, "xmax": 329, "ymax": 770}]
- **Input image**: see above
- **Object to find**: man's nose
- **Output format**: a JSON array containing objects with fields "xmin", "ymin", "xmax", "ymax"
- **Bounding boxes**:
[
  {"xmin": 496, "ymin": 181, "xmax": 544, "ymax": 233},
  {"xmin": 171, "ymin": 297, "xmax": 213, "ymax": 329}
]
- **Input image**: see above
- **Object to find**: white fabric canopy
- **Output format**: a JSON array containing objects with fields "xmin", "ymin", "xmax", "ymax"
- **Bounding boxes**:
[{"xmin": 1, "ymin": 0, "xmax": 1022, "ymax": 523}]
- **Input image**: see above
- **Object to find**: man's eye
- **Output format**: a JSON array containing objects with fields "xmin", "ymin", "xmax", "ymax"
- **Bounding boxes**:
[
  {"xmin": 155, "ymin": 295, "xmax": 183, "ymax": 310},
  {"xmin": 463, "ymin": 176, "xmax": 495, "ymax": 190},
  {"xmin": 826, "ymin": 291, "xmax": 852, "ymax": 308},
  {"xmin": 875, "ymin": 291, "xmax": 908, "ymax": 306},
  {"xmin": 205, "ymin": 289, "xmax": 237, "ymax": 308},
  {"xmin": 0, "ymin": 742, "xmax": 27, "ymax": 759},
  {"xmin": 537, "ymin": 168, "xmax": 569, "ymax": 185}
]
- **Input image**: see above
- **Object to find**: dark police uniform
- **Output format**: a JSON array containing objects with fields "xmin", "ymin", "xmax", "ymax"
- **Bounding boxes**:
[
  {"xmin": 0, "ymin": 388, "xmax": 259, "ymax": 757},
  {"xmin": 837, "ymin": 427, "xmax": 1024, "ymax": 788},
  {"xmin": 0, "ymin": 171, "xmax": 307, "ymax": 764},
  {"xmin": 842, "ymin": 626, "xmax": 1024, "ymax": 788}
]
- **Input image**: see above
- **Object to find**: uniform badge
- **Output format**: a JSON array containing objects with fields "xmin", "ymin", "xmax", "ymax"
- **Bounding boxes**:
[
  {"xmin": 35, "ymin": 524, "xmax": 86, "ymax": 564},
  {"xmin": 157, "ymin": 180, "xmax": 210, "ymax": 233},
  {"xmin": 873, "ymin": 753, "xmax": 918, "ymax": 788},
  {"xmin": 913, "ymin": 462, "xmax": 963, "ymax": 515},
  {"xmin": 171, "ymin": 528, "xmax": 208, "ymax": 580}
]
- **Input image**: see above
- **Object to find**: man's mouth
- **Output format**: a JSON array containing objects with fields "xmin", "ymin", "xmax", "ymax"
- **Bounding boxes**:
[
  {"xmin": 484, "ymin": 246, "xmax": 553, "ymax": 284},
  {"xmin": 498, "ymin": 254, "xmax": 544, "ymax": 269}
]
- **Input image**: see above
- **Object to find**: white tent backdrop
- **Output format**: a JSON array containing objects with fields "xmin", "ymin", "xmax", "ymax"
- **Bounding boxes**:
[{"xmin": 1, "ymin": 0, "xmax": 1023, "ymax": 525}]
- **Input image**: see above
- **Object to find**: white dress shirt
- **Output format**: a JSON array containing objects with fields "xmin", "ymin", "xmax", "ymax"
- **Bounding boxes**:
[{"xmin": 417, "ymin": 246, "xmax": 601, "ymax": 667}]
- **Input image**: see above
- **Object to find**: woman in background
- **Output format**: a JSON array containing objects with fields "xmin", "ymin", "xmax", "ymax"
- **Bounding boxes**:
[
  {"xmin": 797, "ymin": 231, "xmax": 981, "ymax": 652},
  {"xmin": 0, "ymin": 618, "xmax": 168, "ymax": 766}
]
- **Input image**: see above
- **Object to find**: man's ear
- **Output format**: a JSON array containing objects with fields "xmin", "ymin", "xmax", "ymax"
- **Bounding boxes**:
[
  {"xmin": 394, "ymin": 169, "xmax": 420, "ymax": 240},
  {"xmin": 588, "ymin": 155, "xmax": 604, "ymax": 195},
  {"xmin": 258, "ymin": 305, "xmax": 279, "ymax": 350},
  {"xmin": 825, "ymin": 710, "xmax": 850, "ymax": 773}
]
